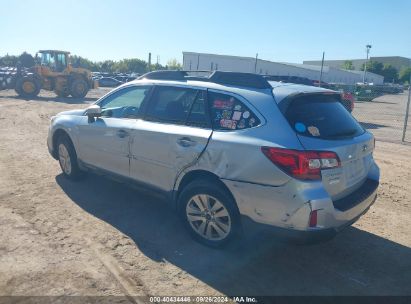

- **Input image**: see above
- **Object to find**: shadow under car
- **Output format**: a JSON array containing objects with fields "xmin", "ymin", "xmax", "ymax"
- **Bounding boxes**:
[{"xmin": 56, "ymin": 173, "xmax": 411, "ymax": 296}]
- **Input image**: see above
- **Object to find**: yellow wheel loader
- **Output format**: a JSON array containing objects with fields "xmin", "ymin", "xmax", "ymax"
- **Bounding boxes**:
[{"xmin": 0, "ymin": 50, "xmax": 98, "ymax": 99}]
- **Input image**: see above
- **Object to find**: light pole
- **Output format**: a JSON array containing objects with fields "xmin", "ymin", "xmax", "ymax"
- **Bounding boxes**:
[
  {"xmin": 319, "ymin": 51, "xmax": 325, "ymax": 87},
  {"xmin": 362, "ymin": 44, "xmax": 372, "ymax": 84},
  {"xmin": 254, "ymin": 53, "xmax": 258, "ymax": 74}
]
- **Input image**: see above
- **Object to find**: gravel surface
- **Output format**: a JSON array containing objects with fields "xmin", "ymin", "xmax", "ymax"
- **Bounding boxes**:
[{"xmin": 0, "ymin": 89, "xmax": 410, "ymax": 298}]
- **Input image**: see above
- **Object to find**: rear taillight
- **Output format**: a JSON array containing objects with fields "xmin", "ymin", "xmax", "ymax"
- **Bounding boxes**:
[
  {"xmin": 309, "ymin": 210, "xmax": 318, "ymax": 227},
  {"xmin": 261, "ymin": 147, "xmax": 340, "ymax": 180}
]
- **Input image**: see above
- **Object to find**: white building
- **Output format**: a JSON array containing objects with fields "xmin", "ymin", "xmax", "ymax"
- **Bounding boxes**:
[{"xmin": 182, "ymin": 52, "xmax": 384, "ymax": 85}]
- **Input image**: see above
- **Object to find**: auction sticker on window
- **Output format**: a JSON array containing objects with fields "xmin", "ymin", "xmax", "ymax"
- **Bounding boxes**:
[
  {"xmin": 295, "ymin": 122, "xmax": 306, "ymax": 133},
  {"xmin": 237, "ymin": 119, "xmax": 246, "ymax": 129},
  {"xmin": 308, "ymin": 126, "xmax": 320, "ymax": 136},
  {"xmin": 213, "ymin": 99, "xmax": 234, "ymax": 109},
  {"xmin": 220, "ymin": 119, "xmax": 237, "ymax": 129},
  {"xmin": 249, "ymin": 117, "xmax": 256, "ymax": 127},
  {"xmin": 222, "ymin": 110, "xmax": 232, "ymax": 119},
  {"xmin": 232, "ymin": 111, "xmax": 242, "ymax": 120}
]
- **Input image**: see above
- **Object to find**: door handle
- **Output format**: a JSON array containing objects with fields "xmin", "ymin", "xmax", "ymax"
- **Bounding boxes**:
[
  {"xmin": 116, "ymin": 129, "xmax": 129, "ymax": 138},
  {"xmin": 177, "ymin": 137, "xmax": 196, "ymax": 147}
]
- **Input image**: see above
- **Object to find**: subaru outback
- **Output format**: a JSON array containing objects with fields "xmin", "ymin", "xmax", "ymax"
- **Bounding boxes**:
[{"xmin": 47, "ymin": 71, "xmax": 379, "ymax": 247}]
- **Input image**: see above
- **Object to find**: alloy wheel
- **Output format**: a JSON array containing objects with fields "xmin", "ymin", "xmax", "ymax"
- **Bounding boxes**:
[
  {"xmin": 58, "ymin": 144, "xmax": 72, "ymax": 175},
  {"xmin": 186, "ymin": 194, "xmax": 231, "ymax": 241}
]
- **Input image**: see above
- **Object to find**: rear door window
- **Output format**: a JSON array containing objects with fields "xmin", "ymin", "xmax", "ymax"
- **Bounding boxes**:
[
  {"xmin": 144, "ymin": 86, "xmax": 210, "ymax": 128},
  {"xmin": 208, "ymin": 91, "xmax": 260, "ymax": 130},
  {"xmin": 285, "ymin": 94, "xmax": 364, "ymax": 139},
  {"xmin": 185, "ymin": 90, "xmax": 209, "ymax": 128}
]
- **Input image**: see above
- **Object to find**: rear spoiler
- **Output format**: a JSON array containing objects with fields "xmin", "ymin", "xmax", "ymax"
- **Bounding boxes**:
[{"xmin": 277, "ymin": 91, "xmax": 342, "ymax": 114}]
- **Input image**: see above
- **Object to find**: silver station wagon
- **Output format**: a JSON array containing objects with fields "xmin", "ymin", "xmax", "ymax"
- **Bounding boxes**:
[{"xmin": 47, "ymin": 71, "xmax": 379, "ymax": 247}]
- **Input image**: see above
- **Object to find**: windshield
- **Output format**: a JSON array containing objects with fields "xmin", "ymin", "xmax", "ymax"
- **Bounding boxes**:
[
  {"xmin": 284, "ymin": 94, "xmax": 364, "ymax": 139},
  {"xmin": 39, "ymin": 52, "xmax": 54, "ymax": 66}
]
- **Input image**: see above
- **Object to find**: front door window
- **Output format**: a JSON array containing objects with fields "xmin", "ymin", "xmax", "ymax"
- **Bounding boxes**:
[{"xmin": 99, "ymin": 86, "xmax": 152, "ymax": 119}]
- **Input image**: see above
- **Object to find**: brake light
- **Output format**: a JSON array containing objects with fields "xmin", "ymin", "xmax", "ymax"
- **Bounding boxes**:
[
  {"xmin": 261, "ymin": 147, "xmax": 340, "ymax": 180},
  {"xmin": 309, "ymin": 210, "xmax": 318, "ymax": 227}
]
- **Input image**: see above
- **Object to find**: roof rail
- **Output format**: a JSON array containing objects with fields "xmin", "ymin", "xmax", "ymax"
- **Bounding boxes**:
[
  {"xmin": 138, "ymin": 70, "xmax": 187, "ymax": 80},
  {"xmin": 209, "ymin": 71, "xmax": 271, "ymax": 89},
  {"xmin": 138, "ymin": 70, "xmax": 272, "ymax": 89}
]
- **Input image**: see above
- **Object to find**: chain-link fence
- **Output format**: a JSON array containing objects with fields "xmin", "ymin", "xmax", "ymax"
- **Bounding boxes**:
[
  {"xmin": 323, "ymin": 83, "xmax": 411, "ymax": 143},
  {"xmin": 348, "ymin": 84, "xmax": 411, "ymax": 143}
]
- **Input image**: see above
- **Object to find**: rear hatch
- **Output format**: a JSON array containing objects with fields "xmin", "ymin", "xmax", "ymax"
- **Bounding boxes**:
[{"xmin": 282, "ymin": 93, "xmax": 374, "ymax": 200}]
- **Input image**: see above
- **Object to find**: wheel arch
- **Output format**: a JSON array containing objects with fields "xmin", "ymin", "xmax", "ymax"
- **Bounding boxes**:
[
  {"xmin": 175, "ymin": 170, "xmax": 238, "ymax": 213},
  {"xmin": 51, "ymin": 128, "xmax": 76, "ymax": 159}
]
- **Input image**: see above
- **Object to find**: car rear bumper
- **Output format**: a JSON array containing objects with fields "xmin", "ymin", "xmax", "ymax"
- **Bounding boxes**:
[
  {"xmin": 240, "ymin": 191, "xmax": 377, "ymax": 243},
  {"xmin": 312, "ymin": 178, "xmax": 378, "ymax": 230},
  {"xmin": 222, "ymin": 170, "xmax": 379, "ymax": 242}
]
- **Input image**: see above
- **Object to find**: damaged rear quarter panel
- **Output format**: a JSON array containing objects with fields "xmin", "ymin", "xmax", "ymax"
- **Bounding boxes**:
[
  {"xmin": 222, "ymin": 178, "xmax": 330, "ymax": 229},
  {"xmin": 198, "ymin": 107, "xmax": 304, "ymax": 186}
]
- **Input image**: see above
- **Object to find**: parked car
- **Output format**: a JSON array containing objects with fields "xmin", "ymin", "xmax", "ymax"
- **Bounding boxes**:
[
  {"xmin": 312, "ymin": 80, "xmax": 331, "ymax": 88},
  {"xmin": 375, "ymin": 84, "xmax": 403, "ymax": 94},
  {"xmin": 114, "ymin": 76, "xmax": 128, "ymax": 82},
  {"xmin": 126, "ymin": 76, "xmax": 137, "ymax": 82},
  {"xmin": 354, "ymin": 85, "xmax": 384, "ymax": 101},
  {"xmin": 47, "ymin": 71, "xmax": 379, "ymax": 247},
  {"xmin": 98, "ymin": 77, "xmax": 123, "ymax": 87},
  {"xmin": 326, "ymin": 85, "xmax": 355, "ymax": 113},
  {"xmin": 92, "ymin": 75, "xmax": 102, "ymax": 81},
  {"xmin": 340, "ymin": 91, "xmax": 355, "ymax": 112}
]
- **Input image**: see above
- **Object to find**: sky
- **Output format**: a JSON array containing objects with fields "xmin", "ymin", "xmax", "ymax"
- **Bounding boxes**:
[{"xmin": 1, "ymin": 0, "xmax": 410, "ymax": 64}]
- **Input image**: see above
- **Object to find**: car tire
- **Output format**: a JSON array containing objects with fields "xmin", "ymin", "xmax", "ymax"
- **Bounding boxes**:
[
  {"xmin": 56, "ymin": 134, "xmax": 84, "ymax": 180},
  {"xmin": 178, "ymin": 179, "xmax": 241, "ymax": 248},
  {"xmin": 70, "ymin": 78, "xmax": 89, "ymax": 98},
  {"xmin": 15, "ymin": 76, "xmax": 40, "ymax": 99}
]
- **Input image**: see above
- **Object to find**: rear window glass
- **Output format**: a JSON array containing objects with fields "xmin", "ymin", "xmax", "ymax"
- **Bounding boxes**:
[{"xmin": 285, "ymin": 94, "xmax": 364, "ymax": 139}]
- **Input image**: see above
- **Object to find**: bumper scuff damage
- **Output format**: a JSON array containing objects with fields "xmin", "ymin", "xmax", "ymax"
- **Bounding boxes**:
[{"xmin": 222, "ymin": 177, "xmax": 378, "ymax": 242}]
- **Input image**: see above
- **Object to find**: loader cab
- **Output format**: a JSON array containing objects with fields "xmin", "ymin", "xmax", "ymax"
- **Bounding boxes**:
[{"xmin": 36, "ymin": 50, "xmax": 69, "ymax": 73}]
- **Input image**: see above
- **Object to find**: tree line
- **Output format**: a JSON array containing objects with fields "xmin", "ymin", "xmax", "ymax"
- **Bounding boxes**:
[
  {"xmin": 0, "ymin": 52, "xmax": 182, "ymax": 74},
  {"xmin": 342, "ymin": 60, "xmax": 411, "ymax": 84},
  {"xmin": 1, "ymin": 52, "xmax": 410, "ymax": 83}
]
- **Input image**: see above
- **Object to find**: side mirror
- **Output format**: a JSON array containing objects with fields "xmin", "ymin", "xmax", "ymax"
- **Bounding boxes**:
[{"xmin": 86, "ymin": 105, "xmax": 102, "ymax": 122}]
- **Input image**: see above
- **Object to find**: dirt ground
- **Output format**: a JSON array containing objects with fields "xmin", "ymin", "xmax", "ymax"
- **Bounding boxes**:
[{"xmin": 0, "ymin": 89, "xmax": 411, "ymax": 300}]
